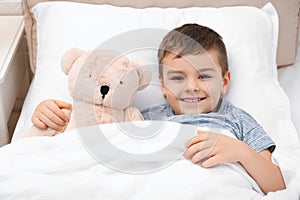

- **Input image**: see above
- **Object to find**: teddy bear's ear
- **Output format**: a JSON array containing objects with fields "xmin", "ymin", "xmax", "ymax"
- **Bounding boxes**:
[
  {"xmin": 130, "ymin": 62, "xmax": 152, "ymax": 91},
  {"xmin": 61, "ymin": 48, "xmax": 85, "ymax": 75}
]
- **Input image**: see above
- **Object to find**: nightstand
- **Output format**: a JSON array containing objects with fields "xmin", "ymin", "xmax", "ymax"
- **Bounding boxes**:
[{"xmin": 0, "ymin": 16, "xmax": 28, "ymax": 146}]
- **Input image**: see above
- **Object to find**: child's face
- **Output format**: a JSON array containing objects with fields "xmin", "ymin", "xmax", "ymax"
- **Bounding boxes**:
[{"xmin": 160, "ymin": 50, "xmax": 230, "ymax": 115}]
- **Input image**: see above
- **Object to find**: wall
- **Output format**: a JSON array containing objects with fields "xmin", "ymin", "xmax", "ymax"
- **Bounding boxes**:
[{"xmin": 0, "ymin": 0, "xmax": 23, "ymax": 15}]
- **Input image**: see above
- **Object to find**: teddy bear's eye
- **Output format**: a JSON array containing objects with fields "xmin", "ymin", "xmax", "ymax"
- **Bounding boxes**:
[
  {"xmin": 120, "ymin": 81, "xmax": 123, "ymax": 84},
  {"xmin": 89, "ymin": 74, "xmax": 92, "ymax": 78}
]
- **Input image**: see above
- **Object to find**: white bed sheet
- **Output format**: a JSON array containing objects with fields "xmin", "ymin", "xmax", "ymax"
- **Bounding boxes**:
[{"xmin": 2, "ymin": 122, "xmax": 300, "ymax": 199}]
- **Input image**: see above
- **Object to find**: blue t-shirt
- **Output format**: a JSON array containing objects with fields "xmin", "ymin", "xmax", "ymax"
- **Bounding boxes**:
[{"xmin": 141, "ymin": 98, "xmax": 275, "ymax": 153}]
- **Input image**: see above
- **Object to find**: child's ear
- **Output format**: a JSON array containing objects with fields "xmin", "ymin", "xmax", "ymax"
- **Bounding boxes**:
[
  {"xmin": 158, "ymin": 75, "xmax": 166, "ymax": 97},
  {"xmin": 221, "ymin": 71, "xmax": 230, "ymax": 94}
]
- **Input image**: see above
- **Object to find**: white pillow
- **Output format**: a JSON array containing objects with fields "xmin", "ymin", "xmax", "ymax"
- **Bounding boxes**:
[{"xmin": 14, "ymin": 2, "xmax": 299, "ymax": 146}]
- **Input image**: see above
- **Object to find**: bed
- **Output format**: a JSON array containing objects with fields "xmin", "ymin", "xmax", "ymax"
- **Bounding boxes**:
[{"xmin": 0, "ymin": 0, "xmax": 300, "ymax": 199}]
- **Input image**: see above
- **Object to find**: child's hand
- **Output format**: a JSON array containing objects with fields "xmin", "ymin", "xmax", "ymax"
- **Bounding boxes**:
[
  {"xmin": 31, "ymin": 99, "xmax": 72, "ymax": 131},
  {"xmin": 183, "ymin": 130, "xmax": 245, "ymax": 168}
]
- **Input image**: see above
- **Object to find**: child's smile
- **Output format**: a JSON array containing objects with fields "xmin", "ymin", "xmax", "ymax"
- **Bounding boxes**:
[{"xmin": 179, "ymin": 96, "xmax": 207, "ymax": 103}]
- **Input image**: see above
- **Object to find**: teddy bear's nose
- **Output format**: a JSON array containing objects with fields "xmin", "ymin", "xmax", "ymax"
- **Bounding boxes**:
[{"xmin": 100, "ymin": 85, "xmax": 109, "ymax": 99}]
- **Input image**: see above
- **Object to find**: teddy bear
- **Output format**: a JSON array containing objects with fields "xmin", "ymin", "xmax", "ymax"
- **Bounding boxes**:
[
  {"xmin": 21, "ymin": 48, "xmax": 152, "ymax": 138},
  {"xmin": 61, "ymin": 47, "xmax": 152, "ymax": 132}
]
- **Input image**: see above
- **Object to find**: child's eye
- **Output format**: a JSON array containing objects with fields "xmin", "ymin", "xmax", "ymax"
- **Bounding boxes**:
[
  {"xmin": 199, "ymin": 74, "xmax": 211, "ymax": 79},
  {"xmin": 170, "ymin": 76, "xmax": 184, "ymax": 81}
]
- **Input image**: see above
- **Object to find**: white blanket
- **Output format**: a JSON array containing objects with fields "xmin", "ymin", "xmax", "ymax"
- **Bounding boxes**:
[{"xmin": 0, "ymin": 121, "xmax": 299, "ymax": 199}]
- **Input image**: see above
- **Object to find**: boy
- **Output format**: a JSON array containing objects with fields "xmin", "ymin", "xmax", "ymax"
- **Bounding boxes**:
[{"xmin": 30, "ymin": 24, "xmax": 285, "ymax": 194}]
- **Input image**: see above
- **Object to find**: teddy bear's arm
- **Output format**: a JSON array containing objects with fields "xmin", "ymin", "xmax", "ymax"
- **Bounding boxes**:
[{"xmin": 125, "ymin": 107, "xmax": 144, "ymax": 121}]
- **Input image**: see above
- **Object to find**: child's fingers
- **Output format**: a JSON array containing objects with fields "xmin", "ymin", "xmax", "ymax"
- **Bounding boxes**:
[
  {"xmin": 201, "ymin": 154, "xmax": 222, "ymax": 168},
  {"xmin": 186, "ymin": 133, "xmax": 208, "ymax": 148},
  {"xmin": 191, "ymin": 148, "xmax": 212, "ymax": 163},
  {"xmin": 31, "ymin": 117, "xmax": 47, "ymax": 130},
  {"xmin": 39, "ymin": 113, "xmax": 63, "ymax": 131},
  {"xmin": 42, "ymin": 107, "xmax": 66, "ymax": 126},
  {"xmin": 54, "ymin": 99, "xmax": 72, "ymax": 109},
  {"xmin": 183, "ymin": 141, "xmax": 211, "ymax": 158},
  {"xmin": 47, "ymin": 101, "xmax": 70, "ymax": 123}
]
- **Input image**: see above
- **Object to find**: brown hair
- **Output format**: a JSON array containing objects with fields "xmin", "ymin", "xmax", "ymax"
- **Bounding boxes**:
[{"xmin": 158, "ymin": 23, "xmax": 228, "ymax": 77}]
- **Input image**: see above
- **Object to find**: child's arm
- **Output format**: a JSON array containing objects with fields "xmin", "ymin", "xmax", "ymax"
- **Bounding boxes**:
[
  {"xmin": 31, "ymin": 99, "xmax": 72, "ymax": 131},
  {"xmin": 183, "ymin": 130, "xmax": 285, "ymax": 194}
]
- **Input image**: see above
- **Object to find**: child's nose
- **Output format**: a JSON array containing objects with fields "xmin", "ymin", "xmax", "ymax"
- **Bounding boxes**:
[{"xmin": 186, "ymin": 79, "xmax": 201, "ymax": 92}]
